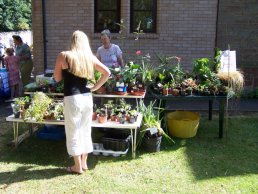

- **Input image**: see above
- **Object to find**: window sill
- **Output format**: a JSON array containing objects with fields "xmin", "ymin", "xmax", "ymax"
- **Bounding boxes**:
[{"xmin": 92, "ymin": 33, "xmax": 160, "ymax": 40}]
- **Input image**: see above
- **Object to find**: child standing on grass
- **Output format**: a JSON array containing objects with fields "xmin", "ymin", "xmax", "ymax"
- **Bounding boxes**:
[{"xmin": 5, "ymin": 48, "xmax": 20, "ymax": 100}]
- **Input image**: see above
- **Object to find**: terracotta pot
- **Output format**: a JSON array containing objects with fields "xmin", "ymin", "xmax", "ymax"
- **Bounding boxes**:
[
  {"xmin": 95, "ymin": 86, "xmax": 106, "ymax": 94},
  {"xmin": 163, "ymin": 88, "xmax": 169, "ymax": 96},
  {"xmin": 171, "ymin": 89, "xmax": 179, "ymax": 96},
  {"xmin": 92, "ymin": 112, "xmax": 97, "ymax": 120},
  {"xmin": 125, "ymin": 115, "xmax": 130, "ymax": 122},
  {"xmin": 110, "ymin": 115, "xmax": 117, "ymax": 121},
  {"xmin": 98, "ymin": 115, "xmax": 107, "ymax": 123}
]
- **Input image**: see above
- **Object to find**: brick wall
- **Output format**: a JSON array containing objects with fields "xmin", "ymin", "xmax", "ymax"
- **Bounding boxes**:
[
  {"xmin": 32, "ymin": 0, "xmax": 218, "ymax": 74},
  {"xmin": 32, "ymin": 0, "xmax": 44, "ymax": 74},
  {"xmin": 217, "ymin": 0, "xmax": 258, "ymax": 87}
]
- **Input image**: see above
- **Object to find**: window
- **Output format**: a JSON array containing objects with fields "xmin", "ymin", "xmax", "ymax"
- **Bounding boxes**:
[
  {"xmin": 94, "ymin": 0, "xmax": 121, "ymax": 33},
  {"xmin": 130, "ymin": 0, "xmax": 157, "ymax": 33}
]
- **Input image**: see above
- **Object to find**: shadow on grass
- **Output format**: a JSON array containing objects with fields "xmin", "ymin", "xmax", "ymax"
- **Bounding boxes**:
[
  {"xmin": 161, "ymin": 114, "xmax": 258, "ymax": 180},
  {"xmin": 0, "ymin": 166, "xmax": 67, "ymax": 187}
]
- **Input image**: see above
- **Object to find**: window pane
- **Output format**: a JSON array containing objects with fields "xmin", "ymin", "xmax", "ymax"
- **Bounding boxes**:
[
  {"xmin": 133, "ymin": 11, "xmax": 153, "ymax": 31},
  {"xmin": 97, "ymin": 0, "xmax": 117, "ymax": 10},
  {"xmin": 131, "ymin": 0, "xmax": 156, "ymax": 33},
  {"xmin": 97, "ymin": 11, "xmax": 119, "ymax": 31},
  {"xmin": 133, "ymin": 0, "xmax": 153, "ymax": 10},
  {"xmin": 95, "ymin": 0, "xmax": 121, "ymax": 32}
]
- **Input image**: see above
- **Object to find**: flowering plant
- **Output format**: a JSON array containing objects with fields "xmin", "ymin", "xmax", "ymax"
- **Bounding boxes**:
[{"xmin": 134, "ymin": 50, "xmax": 155, "ymax": 85}]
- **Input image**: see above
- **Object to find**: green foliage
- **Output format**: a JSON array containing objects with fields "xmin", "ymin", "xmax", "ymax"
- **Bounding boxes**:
[
  {"xmin": 155, "ymin": 54, "xmax": 185, "ymax": 85},
  {"xmin": 214, "ymin": 47, "xmax": 222, "ymax": 72},
  {"xmin": 0, "ymin": 0, "xmax": 32, "ymax": 31},
  {"xmin": 1, "ymin": 114, "xmax": 258, "ymax": 193},
  {"xmin": 14, "ymin": 96, "xmax": 30, "ymax": 106},
  {"xmin": 137, "ymin": 100, "xmax": 174, "ymax": 147},
  {"xmin": 24, "ymin": 92, "xmax": 53, "ymax": 122},
  {"xmin": 55, "ymin": 80, "xmax": 64, "ymax": 93}
]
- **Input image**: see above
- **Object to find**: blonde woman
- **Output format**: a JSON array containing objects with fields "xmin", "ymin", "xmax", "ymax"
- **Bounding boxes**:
[{"xmin": 54, "ymin": 30, "xmax": 110, "ymax": 174}]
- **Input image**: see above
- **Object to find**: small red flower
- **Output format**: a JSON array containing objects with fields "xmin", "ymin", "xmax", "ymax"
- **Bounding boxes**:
[{"xmin": 136, "ymin": 50, "xmax": 142, "ymax": 55}]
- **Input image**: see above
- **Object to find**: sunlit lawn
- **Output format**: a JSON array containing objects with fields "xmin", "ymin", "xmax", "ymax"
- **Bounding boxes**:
[{"xmin": 0, "ymin": 113, "xmax": 257, "ymax": 193}]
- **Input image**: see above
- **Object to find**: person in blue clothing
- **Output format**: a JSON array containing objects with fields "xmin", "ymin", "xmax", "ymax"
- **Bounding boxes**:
[{"xmin": 54, "ymin": 30, "xmax": 110, "ymax": 174}]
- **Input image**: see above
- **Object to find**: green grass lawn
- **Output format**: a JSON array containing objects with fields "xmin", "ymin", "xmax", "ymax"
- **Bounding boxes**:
[{"xmin": 0, "ymin": 113, "xmax": 257, "ymax": 193}]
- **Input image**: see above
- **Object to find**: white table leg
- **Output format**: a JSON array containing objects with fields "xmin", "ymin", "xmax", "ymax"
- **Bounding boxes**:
[
  {"xmin": 130, "ymin": 128, "xmax": 137, "ymax": 159},
  {"xmin": 130, "ymin": 128, "xmax": 134, "ymax": 157}
]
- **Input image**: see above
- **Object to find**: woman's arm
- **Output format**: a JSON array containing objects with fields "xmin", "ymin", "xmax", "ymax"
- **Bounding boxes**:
[
  {"xmin": 54, "ymin": 52, "xmax": 65, "ymax": 82},
  {"xmin": 116, "ymin": 45, "xmax": 124, "ymax": 67},
  {"xmin": 117, "ymin": 55, "xmax": 124, "ymax": 67},
  {"xmin": 90, "ymin": 57, "xmax": 111, "ymax": 92}
]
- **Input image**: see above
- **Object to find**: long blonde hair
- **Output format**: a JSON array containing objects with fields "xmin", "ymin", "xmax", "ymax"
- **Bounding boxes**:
[{"xmin": 65, "ymin": 30, "xmax": 95, "ymax": 80}]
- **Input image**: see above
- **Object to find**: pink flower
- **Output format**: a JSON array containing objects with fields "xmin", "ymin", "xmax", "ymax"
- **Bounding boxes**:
[{"xmin": 136, "ymin": 50, "xmax": 142, "ymax": 55}]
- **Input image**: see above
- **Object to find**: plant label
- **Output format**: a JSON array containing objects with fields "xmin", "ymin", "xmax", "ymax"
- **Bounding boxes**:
[
  {"xmin": 219, "ymin": 50, "xmax": 236, "ymax": 72},
  {"xmin": 147, "ymin": 127, "xmax": 158, "ymax": 135}
]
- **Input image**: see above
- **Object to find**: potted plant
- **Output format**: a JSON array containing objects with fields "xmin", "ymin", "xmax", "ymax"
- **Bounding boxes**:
[
  {"xmin": 24, "ymin": 92, "xmax": 53, "ymax": 122},
  {"xmin": 44, "ymin": 101, "xmax": 64, "ymax": 120},
  {"xmin": 163, "ymin": 83, "xmax": 169, "ymax": 96},
  {"xmin": 171, "ymin": 88, "xmax": 180, "ymax": 96},
  {"xmin": 11, "ymin": 102, "xmax": 20, "ymax": 118},
  {"xmin": 104, "ymin": 100, "xmax": 115, "ymax": 119},
  {"xmin": 13, "ymin": 96, "xmax": 30, "ymax": 119},
  {"xmin": 186, "ymin": 87, "xmax": 193, "ymax": 96},
  {"xmin": 97, "ymin": 107, "xmax": 108, "ymax": 123},
  {"xmin": 128, "ymin": 109, "xmax": 138, "ymax": 123},
  {"xmin": 110, "ymin": 109, "xmax": 117, "ymax": 121},
  {"xmin": 117, "ymin": 112, "xmax": 126, "ymax": 124},
  {"xmin": 137, "ymin": 100, "xmax": 174, "ymax": 152}
]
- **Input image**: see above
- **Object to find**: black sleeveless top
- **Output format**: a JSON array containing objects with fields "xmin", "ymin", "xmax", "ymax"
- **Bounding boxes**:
[{"xmin": 62, "ymin": 69, "xmax": 90, "ymax": 97}]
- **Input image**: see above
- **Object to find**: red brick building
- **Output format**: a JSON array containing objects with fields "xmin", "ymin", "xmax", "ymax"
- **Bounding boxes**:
[{"xmin": 32, "ymin": 0, "xmax": 258, "ymax": 87}]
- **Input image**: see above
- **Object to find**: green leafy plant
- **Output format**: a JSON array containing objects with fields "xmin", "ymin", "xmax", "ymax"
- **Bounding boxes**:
[
  {"xmin": 24, "ymin": 92, "xmax": 53, "ymax": 122},
  {"xmin": 14, "ymin": 96, "xmax": 30, "ymax": 107},
  {"xmin": 137, "ymin": 100, "xmax": 174, "ymax": 148}
]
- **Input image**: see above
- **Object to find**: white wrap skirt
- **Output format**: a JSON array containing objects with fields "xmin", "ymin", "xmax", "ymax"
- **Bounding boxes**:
[{"xmin": 64, "ymin": 93, "xmax": 93, "ymax": 156}]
